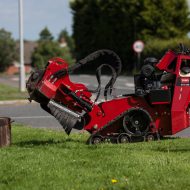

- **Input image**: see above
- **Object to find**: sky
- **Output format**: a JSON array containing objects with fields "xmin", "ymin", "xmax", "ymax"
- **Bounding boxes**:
[
  {"xmin": 0, "ymin": 0, "xmax": 190, "ymax": 41},
  {"xmin": 0, "ymin": 0, "xmax": 72, "ymax": 40}
]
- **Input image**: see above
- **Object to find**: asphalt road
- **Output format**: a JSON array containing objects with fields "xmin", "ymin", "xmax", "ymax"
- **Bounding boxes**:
[
  {"xmin": 0, "ymin": 102, "xmax": 63, "ymax": 130},
  {"xmin": 0, "ymin": 74, "xmax": 134, "ymax": 92},
  {"xmin": 0, "ymin": 74, "xmax": 190, "ymax": 137},
  {"xmin": 0, "ymin": 74, "xmax": 134, "ymax": 132}
]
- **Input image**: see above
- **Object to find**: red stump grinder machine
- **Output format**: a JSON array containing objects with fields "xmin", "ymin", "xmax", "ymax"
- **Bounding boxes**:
[{"xmin": 26, "ymin": 45, "xmax": 190, "ymax": 144}]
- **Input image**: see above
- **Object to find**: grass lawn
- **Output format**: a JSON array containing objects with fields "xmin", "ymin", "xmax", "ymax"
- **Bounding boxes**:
[
  {"xmin": 0, "ymin": 125, "xmax": 190, "ymax": 190},
  {"xmin": 0, "ymin": 84, "xmax": 27, "ymax": 100}
]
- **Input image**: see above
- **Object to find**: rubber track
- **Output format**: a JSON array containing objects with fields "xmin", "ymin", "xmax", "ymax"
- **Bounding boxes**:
[{"xmin": 88, "ymin": 107, "xmax": 160, "ymax": 143}]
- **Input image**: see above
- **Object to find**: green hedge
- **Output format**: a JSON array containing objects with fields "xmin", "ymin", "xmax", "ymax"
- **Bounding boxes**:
[{"xmin": 143, "ymin": 37, "xmax": 190, "ymax": 60}]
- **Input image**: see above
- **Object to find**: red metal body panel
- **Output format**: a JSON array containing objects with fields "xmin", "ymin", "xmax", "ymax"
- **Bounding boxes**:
[
  {"xmin": 156, "ymin": 51, "xmax": 190, "ymax": 135},
  {"xmin": 84, "ymin": 96, "xmax": 171, "ymax": 136},
  {"xmin": 170, "ymin": 55, "xmax": 190, "ymax": 134},
  {"xmin": 156, "ymin": 50, "xmax": 177, "ymax": 73},
  {"xmin": 38, "ymin": 58, "xmax": 92, "ymax": 112}
]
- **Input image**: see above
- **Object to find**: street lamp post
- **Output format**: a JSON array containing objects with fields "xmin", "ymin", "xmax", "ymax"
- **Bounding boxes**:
[{"xmin": 18, "ymin": 0, "xmax": 25, "ymax": 92}]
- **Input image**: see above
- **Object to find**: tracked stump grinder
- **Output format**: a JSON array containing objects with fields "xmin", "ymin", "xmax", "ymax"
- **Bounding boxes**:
[{"xmin": 26, "ymin": 45, "xmax": 190, "ymax": 144}]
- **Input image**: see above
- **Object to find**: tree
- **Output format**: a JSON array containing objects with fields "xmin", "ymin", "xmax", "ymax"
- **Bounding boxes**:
[
  {"xmin": 58, "ymin": 29, "xmax": 75, "ymax": 55},
  {"xmin": 39, "ymin": 27, "xmax": 54, "ymax": 41},
  {"xmin": 139, "ymin": 0, "xmax": 190, "ymax": 40},
  {"xmin": 70, "ymin": 0, "xmax": 190, "ymax": 72},
  {"xmin": 0, "ymin": 28, "xmax": 17, "ymax": 72},
  {"xmin": 32, "ymin": 28, "xmax": 74, "ymax": 69}
]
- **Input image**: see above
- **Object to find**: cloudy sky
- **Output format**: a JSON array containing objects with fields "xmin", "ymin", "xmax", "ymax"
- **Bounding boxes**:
[{"xmin": 0, "ymin": 0, "xmax": 72, "ymax": 40}]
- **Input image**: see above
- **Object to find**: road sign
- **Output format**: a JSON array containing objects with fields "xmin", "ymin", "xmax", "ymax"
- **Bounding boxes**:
[{"xmin": 133, "ymin": 40, "xmax": 144, "ymax": 53}]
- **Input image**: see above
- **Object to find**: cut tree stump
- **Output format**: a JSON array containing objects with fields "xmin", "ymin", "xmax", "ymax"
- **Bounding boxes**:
[{"xmin": 0, "ymin": 117, "xmax": 11, "ymax": 148}]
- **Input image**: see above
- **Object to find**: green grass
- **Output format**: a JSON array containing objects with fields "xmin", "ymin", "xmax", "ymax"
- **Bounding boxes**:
[
  {"xmin": 0, "ymin": 84, "xmax": 27, "ymax": 100},
  {"xmin": 1, "ymin": 125, "xmax": 190, "ymax": 190}
]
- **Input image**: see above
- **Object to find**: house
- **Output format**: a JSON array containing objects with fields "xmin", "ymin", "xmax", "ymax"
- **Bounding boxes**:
[{"xmin": 6, "ymin": 40, "xmax": 37, "ymax": 75}]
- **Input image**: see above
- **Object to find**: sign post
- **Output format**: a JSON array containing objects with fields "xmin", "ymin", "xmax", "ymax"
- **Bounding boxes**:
[{"xmin": 133, "ymin": 40, "xmax": 144, "ymax": 71}]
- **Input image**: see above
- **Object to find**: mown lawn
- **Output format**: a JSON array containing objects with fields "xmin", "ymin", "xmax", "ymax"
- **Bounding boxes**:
[
  {"xmin": 0, "ymin": 84, "xmax": 27, "ymax": 100},
  {"xmin": 0, "ymin": 125, "xmax": 190, "ymax": 190}
]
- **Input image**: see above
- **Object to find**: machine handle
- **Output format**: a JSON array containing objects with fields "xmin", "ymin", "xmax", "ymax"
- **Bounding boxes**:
[
  {"xmin": 69, "ymin": 91, "xmax": 92, "ymax": 112},
  {"xmin": 61, "ymin": 87, "xmax": 92, "ymax": 112}
]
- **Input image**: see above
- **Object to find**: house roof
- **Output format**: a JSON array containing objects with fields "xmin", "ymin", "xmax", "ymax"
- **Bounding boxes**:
[{"xmin": 16, "ymin": 40, "xmax": 38, "ymax": 65}]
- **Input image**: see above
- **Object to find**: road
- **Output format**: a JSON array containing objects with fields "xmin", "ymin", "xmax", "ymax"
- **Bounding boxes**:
[
  {"xmin": 0, "ymin": 102, "xmax": 63, "ymax": 130},
  {"xmin": 0, "ymin": 74, "xmax": 134, "ymax": 92},
  {"xmin": 0, "ymin": 74, "xmax": 134, "ymax": 131},
  {"xmin": 0, "ymin": 74, "xmax": 190, "ymax": 137}
]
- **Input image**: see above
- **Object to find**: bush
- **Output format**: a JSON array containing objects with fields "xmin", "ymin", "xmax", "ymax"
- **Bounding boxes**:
[
  {"xmin": 31, "ymin": 27, "xmax": 75, "ymax": 69},
  {"xmin": 0, "ymin": 28, "xmax": 17, "ymax": 72},
  {"xmin": 143, "ymin": 38, "xmax": 190, "ymax": 61},
  {"xmin": 32, "ymin": 41, "xmax": 75, "ymax": 69}
]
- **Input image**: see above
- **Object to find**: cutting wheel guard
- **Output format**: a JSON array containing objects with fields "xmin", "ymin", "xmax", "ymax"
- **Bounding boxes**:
[{"xmin": 48, "ymin": 100, "xmax": 81, "ymax": 135}]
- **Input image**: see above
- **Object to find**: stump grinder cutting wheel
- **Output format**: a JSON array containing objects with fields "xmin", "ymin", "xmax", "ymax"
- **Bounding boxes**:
[{"xmin": 26, "ymin": 45, "xmax": 190, "ymax": 144}]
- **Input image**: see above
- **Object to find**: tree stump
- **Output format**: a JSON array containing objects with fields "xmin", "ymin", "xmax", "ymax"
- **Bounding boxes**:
[{"xmin": 0, "ymin": 117, "xmax": 11, "ymax": 148}]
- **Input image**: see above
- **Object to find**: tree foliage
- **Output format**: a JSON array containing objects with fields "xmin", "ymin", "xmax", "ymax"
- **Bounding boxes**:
[
  {"xmin": 139, "ymin": 0, "xmax": 190, "ymax": 40},
  {"xmin": 58, "ymin": 29, "xmax": 75, "ymax": 56},
  {"xmin": 70, "ymin": 0, "xmax": 190, "ymax": 72},
  {"xmin": 143, "ymin": 37, "xmax": 190, "ymax": 62},
  {"xmin": 0, "ymin": 28, "xmax": 17, "ymax": 72},
  {"xmin": 39, "ymin": 27, "xmax": 54, "ymax": 41},
  {"xmin": 32, "ymin": 27, "xmax": 74, "ymax": 69}
]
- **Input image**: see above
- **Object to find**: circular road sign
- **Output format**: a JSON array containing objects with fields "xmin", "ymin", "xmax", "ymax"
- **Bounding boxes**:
[{"xmin": 133, "ymin": 40, "xmax": 144, "ymax": 53}]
